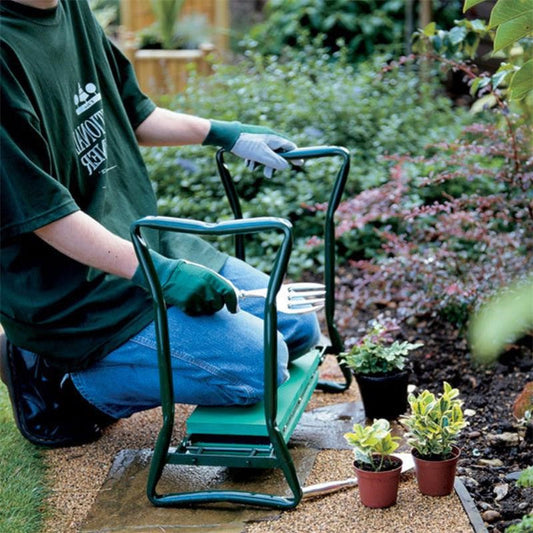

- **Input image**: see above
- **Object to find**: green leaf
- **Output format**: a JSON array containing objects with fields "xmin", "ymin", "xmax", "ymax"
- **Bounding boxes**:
[
  {"xmin": 490, "ymin": 68, "xmax": 512, "ymax": 88},
  {"xmin": 489, "ymin": 0, "xmax": 533, "ymax": 28},
  {"xmin": 509, "ymin": 59, "xmax": 533, "ymax": 99},
  {"xmin": 470, "ymin": 18, "xmax": 488, "ymax": 32},
  {"xmin": 423, "ymin": 22, "xmax": 437, "ymax": 36},
  {"xmin": 463, "ymin": 0, "xmax": 488, "ymax": 12},
  {"xmin": 493, "ymin": 13, "xmax": 533, "ymax": 52},
  {"xmin": 470, "ymin": 77, "xmax": 481, "ymax": 96},
  {"xmin": 449, "ymin": 25, "xmax": 468, "ymax": 44},
  {"xmin": 469, "ymin": 276, "xmax": 533, "ymax": 363},
  {"xmin": 323, "ymin": 14, "xmax": 337, "ymax": 31},
  {"xmin": 470, "ymin": 93, "xmax": 497, "ymax": 113},
  {"xmin": 470, "ymin": 75, "xmax": 492, "ymax": 95}
]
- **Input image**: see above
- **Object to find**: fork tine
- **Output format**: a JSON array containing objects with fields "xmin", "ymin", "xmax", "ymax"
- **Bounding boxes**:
[
  {"xmin": 287, "ymin": 302, "xmax": 325, "ymax": 312},
  {"xmin": 287, "ymin": 291, "xmax": 326, "ymax": 301},
  {"xmin": 289, "ymin": 297, "xmax": 325, "ymax": 305},
  {"xmin": 288, "ymin": 295, "xmax": 325, "ymax": 305},
  {"xmin": 287, "ymin": 283, "xmax": 325, "ymax": 293}
]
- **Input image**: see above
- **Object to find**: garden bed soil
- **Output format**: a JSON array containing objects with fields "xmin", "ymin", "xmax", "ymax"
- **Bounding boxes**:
[
  {"xmin": 412, "ymin": 326, "xmax": 532, "ymax": 532},
  {"xmin": 339, "ymin": 305, "xmax": 533, "ymax": 533}
]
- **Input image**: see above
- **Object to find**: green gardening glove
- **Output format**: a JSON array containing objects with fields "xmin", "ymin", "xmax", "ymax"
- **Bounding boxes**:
[
  {"xmin": 203, "ymin": 119, "xmax": 298, "ymax": 178},
  {"xmin": 132, "ymin": 250, "xmax": 238, "ymax": 316}
]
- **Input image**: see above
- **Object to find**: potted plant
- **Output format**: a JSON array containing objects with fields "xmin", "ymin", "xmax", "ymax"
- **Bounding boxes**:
[
  {"xmin": 343, "ymin": 322, "xmax": 423, "ymax": 420},
  {"xmin": 344, "ymin": 418, "xmax": 403, "ymax": 508},
  {"xmin": 401, "ymin": 381, "xmax": 467, "ymax": 496}
]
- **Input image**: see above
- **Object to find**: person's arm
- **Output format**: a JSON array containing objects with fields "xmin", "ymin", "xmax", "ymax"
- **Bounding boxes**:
[
  {"xmin": 34, "ymin": 211, "xmax": 238, "ymax": 315},
  {"xmin": 134, "ymin": 107, "xmax": 210, "ymax": 146},
  {"xmin": 134, "ymin": 107, "xmax": 299, "ymax": 178},
  {"xmin": 34, "ymin": 210, "xmax": 138, "ymax": 279}
]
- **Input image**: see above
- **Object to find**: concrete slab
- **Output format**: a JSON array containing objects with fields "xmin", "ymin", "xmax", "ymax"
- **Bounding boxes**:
[
  {"xmin": 81, "ymin": 446, "xmax": 317, "ymax": 533},
  {"xmin": 291, "ymin": 401, "xmax": 365, "ymax": 450},
  {"xmin": 81, "ymin": 401, "xmax": 366, "ymax": 532}
]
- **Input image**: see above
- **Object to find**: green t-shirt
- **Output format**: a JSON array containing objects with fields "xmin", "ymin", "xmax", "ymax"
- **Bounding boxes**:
[{"xmin": 0, "ymin": 0, "xmax": 226, "ymax": 370}]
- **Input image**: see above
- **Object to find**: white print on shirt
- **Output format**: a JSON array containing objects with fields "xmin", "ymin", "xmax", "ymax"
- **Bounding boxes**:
[
  {"xmin": 72, "ymin": 83, "xmax": 107, "ymax": 176},
  {"xmin": 74, "ymin": 82, "xmax": 101, "ymax": 116}
]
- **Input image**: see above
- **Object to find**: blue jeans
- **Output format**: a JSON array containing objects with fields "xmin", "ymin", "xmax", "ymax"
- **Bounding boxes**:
[{"xmin": 70, "ymin": 257, "xmax": 320, "ymax": 419}]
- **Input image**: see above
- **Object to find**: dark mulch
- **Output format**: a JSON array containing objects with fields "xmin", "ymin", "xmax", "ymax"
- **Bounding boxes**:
[
  {"xmin": 408, "ymin": 323, "xmax": 532, "ymax": 533},
  {"xmin": 341, "ymin": 305, "xmax": 532, "ymax": 532}
]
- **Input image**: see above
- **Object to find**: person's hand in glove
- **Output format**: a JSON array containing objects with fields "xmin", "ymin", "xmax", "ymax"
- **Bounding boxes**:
[
  {"xmin": 132, "ymin": 250, "xmax": 238, "ymax": 316},
  {"xmin": 203, "ymin": 120, "xmax": 300, "ymax": 178}
]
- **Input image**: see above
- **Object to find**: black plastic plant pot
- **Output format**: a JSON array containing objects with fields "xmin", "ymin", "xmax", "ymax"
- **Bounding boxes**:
[{"xmin": 355, "ymin": 370, "xmax": 409, "ymax": 420}]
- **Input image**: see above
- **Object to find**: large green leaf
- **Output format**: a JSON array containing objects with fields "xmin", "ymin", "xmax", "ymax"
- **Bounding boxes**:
[
  {"xmin": 469, "ymin": 276, "xmax": 533, "ymax": 363},
  {"xmin": 493, "ymin": 12, "xmax": 533, "ymax": 51},
  {"xmin": 489, "ymin": 0, "xmax": 533, "ymax": 28},
  {"xmin": 510, "ymin": 59, "xmax": 533, "ymax": 99},
  {"xmin": 463, "ymin": 0, "xmax": 487, "ymax": 12}
]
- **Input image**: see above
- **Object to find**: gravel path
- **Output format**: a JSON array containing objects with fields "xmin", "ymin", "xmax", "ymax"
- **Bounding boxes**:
[{"xmin": 42, "ymin": 357, "xmax": 473, "ymax": 532}]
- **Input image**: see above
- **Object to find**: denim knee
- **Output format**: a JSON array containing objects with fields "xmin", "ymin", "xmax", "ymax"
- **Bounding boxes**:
[
  {"xmin": 231, "ymin": 331, "xmax": 290, "ymax": 404},
  {"xmin": 283, "ymin": 312, "xmax": 321, "ymax": 360}
]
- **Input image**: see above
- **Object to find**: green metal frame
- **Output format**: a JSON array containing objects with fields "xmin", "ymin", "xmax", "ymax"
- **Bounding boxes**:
[
  {"xmin": 216, "ymin": 145, "xmax": 353, "ymax": 391},
  {"xmin": 129, "ymin": 146, "xmax": 352, "ymax": 509}
]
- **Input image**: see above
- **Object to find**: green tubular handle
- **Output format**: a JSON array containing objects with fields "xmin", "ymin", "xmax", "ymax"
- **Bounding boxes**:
[
  {"xmin": 216, "ymin": 146, "xmax": 352, "ymax": 392},
  {"xmin": 130, "ymin": 215, "xmax": 302, "ymax": 507},
  {"xmin": 130, "ymin": 215, "xmax": 293, "ymax": 427}
]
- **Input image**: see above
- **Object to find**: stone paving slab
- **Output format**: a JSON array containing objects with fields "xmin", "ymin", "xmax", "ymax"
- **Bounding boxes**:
[
  {"xmin": 291, "ymin": 401, "xmax": 364, "ymax": 449},
  {"xmin": 81, "ymin": 446, "xmax": 318, "ymax": 533}
]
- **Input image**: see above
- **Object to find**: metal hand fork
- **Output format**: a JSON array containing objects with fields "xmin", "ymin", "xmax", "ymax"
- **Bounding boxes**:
[
  {"xmin": 237, "ymin": 282, "xmax": 326, "ymax": 314},
  {"xmin": 302, "ymin": 453, "xmax": 415, "ymax": 500}
]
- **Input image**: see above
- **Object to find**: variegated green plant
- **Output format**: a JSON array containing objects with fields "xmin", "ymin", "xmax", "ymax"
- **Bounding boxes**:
[
  {"xmin": 344, "ymin": 418, "xmax": 400, "ymax": 471},
  {"xmin": 401, "ymin": 382, "xmax": 467, "ymax": 459}
]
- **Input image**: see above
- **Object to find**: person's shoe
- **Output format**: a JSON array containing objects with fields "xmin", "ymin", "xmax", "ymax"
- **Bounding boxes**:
[
  {"xmin": 60, "ymin": 374, "xmax": 118, "ymax": 429},
  {"xmin": 0, "ymin": 335, "xmax": 109, "ymax": 447}
]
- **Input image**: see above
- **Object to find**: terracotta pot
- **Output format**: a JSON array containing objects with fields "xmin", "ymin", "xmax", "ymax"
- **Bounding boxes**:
[
  {"xmin": 412, "ymin": 446, "xmax": 461, "ymax": 496},
  {"xmin": 354, "ymin": 370, "xmax": 409, "ymax": 420},
  {"xmin": 353, "ymin": 455, "xmax": 403, "ymax": 508}
]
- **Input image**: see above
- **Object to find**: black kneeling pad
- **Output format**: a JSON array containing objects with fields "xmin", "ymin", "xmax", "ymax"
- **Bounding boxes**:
[{"xmin": 0, "ymin": 339, "xmax": 112, "ymax": 447}]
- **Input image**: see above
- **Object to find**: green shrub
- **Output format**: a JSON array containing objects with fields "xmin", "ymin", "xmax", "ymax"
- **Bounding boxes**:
[
  {"xmin": 506, "ymin": 514, "xmax": 533, "ymax": 533},
  {"xmin": 517, "ymin": 466, "xmax": 533, "ymax": 489},
  {"xmin": 243, "ymin": 0, "xmax": 463, "ymax": 63},
  {"xmin": 464, "ymin": 0, "xmax": 533, "ymax": 103},
  {"xmin": 143, "ymin": 46, "xmax": 468, "ymax": 274},
  {"xmin": 89, "ymin": 0, "xmax": 119, "ymax": 35},
  {"xmin": 246, "ymin": 0, "xmax": 406, "ymax": 62}
]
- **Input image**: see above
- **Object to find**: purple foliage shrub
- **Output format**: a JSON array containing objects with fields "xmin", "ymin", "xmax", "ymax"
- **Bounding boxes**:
[{"xmin": 321, "ymin": 117, "xmax": 532, "ymax": 327}]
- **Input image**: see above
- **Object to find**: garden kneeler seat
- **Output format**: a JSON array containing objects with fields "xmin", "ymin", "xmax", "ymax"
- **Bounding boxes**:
[{"xmin": 130, "ymin": 146, "xmax": 351, "ymax": 509}]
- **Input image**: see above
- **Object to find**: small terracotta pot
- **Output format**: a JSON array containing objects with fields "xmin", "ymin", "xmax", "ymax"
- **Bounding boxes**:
[
  {"xmin": 353, "ymin": 455, "xmax": 403, "ymax": 508},
  {"xmin": 412, "ymin": 446, "xmax": 461, "ymax": 496},
  {"xmin": 354, "ymin": 370, "xmax": 409, "ymax": 420}
]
